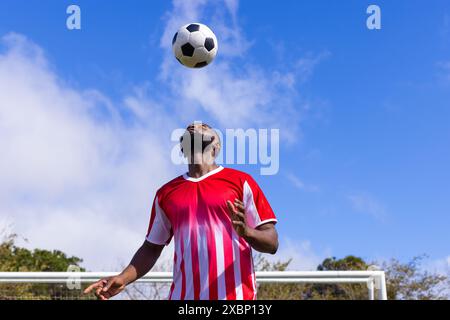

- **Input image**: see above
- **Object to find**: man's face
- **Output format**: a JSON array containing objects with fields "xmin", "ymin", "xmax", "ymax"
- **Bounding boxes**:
[{"xmin": 180, "ymin": 123, "xmax": 219, "ymax": 164}]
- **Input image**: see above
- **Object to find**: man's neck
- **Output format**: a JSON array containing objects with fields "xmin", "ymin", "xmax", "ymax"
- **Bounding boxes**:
[{"xmin": 187, "ymin": 163, "xmax": 220, "ymax": 179}]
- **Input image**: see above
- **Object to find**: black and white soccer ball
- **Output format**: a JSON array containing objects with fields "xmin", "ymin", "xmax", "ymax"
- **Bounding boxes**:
[{"xmin": 172, "ymin": 23, "xmax": 218, "ymax": 68}]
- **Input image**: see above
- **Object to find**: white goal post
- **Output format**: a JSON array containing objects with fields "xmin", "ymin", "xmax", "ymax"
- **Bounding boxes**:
[{"xmin": 0, "ymin": 270, "xmax": 387, "ymax": 300}]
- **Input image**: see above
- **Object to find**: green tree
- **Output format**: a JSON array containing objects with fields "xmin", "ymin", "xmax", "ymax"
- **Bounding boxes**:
[
  {"xmin": 254, "ymin": 254, "xmax": 306, "ymax": 300},
  {"xmin": 383, "ymin": 255, "xmax": 449, "ymax": 300},
  {"xmin": 306, "ymin": 256, "xmax": 369, "ymax": 300},
  {"xmin": 256, "ymin": 254, "xmax": 449, "ymax": 300},
  {"xmin": 0, "ymin": 233, "xmax": 87, "ymax": 300}
]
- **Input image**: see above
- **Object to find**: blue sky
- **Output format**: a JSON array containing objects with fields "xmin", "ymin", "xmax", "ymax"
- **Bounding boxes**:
[{"xmin": 0, "ymin": 0, "xmax": 449, "ymax": 272}]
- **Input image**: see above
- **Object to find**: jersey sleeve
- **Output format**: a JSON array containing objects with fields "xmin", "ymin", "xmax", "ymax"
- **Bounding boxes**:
[
  {"xmin": 243, "ymin": 176, "xmax": 277, "ymax": 229},
  {"xmin": 146, "ymin": 193, "xmax": 173, "ymax": 245}
]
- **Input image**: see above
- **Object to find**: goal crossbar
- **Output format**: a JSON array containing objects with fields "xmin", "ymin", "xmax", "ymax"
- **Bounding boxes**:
[{"xmin": 0, "ymin": 271, "xmax": 388, "ymax": 300}]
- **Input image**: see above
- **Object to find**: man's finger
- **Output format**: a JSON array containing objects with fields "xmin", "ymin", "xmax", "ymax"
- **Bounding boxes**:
[
  {"xmin": 95, "ymin": 286, "xmax": 103, "ymax": 298},
  {"xmin": 101, "ymin": 291, "xmax": 112, "ymax": 300},
  {"xmin": 83, "ymin": 284, "xmax": 95, "ymax": 294},
  {"xmin": 233, "ymin": 201, "xmax": 245, "ymax": 213},
  {"xmin": 99, "ymin": 293, "xmax": 108, "ymax": 300},
  {"xmin": 102, "ymin": 278, "xmax": 115, "ymax": 292},
  {"xmin": 84, "ymin": 281, "xmax": 101, "ymax": 294},
  {"xmin": 227, "ymin": 200, "xmax": 237, "ymax": 215},
  {"xmin": 232, "ymin": 220, "xmax": 245, "ymax": 228},
  {"xmin": 93, "ymin": 279, "xmax": 107, "ymax": 297},
  {"xmin": 84, "ymin": 280, "xmax": 103, "ymax": 294},
  {"xmin": 234, "ymin": 211, "xmax": 246, "ymax": 222}
]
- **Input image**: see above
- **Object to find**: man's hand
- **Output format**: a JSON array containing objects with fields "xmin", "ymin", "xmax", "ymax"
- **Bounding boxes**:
[
  {"xmin": 83, "ymin": 241, "xmax": 164, "ymax": 300},
  {"xmin": 83, "ymin": 275, "xmax": 126, "ymax": 300},
  {"xmin": 227, "ymin": 198, "xmax": 279, "ymax": 254},
  {"xmin": 227, "ymin": 199, "xmax": 249, "ymax": 237}
]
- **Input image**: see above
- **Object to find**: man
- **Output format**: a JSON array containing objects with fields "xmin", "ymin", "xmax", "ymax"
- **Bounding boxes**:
[{"xmin": 84, "ymin": 122, "xmax": 278, "ymax": 300}]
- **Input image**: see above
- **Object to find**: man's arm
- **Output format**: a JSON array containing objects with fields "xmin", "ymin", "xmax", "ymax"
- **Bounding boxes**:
[
  {"xmin": 119, "ymin": 240, "xmax": 164, "ymax": 285},
  {"xmin": 227, "ymin": 199, "xmax": 279, "ymax": 254},
  {"xmin": 84, "ymin": 241, "xmax": 164, "ymax": 299},
  {"xmin": 243, "ymin": 222, "xmax": 278, "ymax": 254}
]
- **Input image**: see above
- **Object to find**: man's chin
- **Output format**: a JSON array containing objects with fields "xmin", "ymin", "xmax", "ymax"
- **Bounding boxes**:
[{"xmin": 186, "ymin": 155, "xmax": 215, "ymax": 166}]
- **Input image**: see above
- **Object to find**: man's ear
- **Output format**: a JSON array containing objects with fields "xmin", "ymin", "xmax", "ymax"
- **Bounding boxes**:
[{"xmin": 212, "ymin": 144, "xmax": 221, "ymax": 158}]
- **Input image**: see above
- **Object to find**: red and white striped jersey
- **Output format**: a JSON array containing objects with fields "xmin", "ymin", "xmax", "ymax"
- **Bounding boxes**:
[{"xmin": 146, "ymin": 166, "xmax": 277, "ymax": 300}]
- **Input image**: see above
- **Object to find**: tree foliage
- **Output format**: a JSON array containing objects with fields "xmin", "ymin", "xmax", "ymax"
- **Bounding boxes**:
[
  {"xmin": 2, "ymin": 230, "xmax": 448, "ymax": 300},
  {"xmin": 256, "ymin": 254, "xmax": 449, "ymax": 300},
  {"xmin": 383, "ymin": 255, "xmax": 449, "ymax": 300},
  {"xmin": 0, "ymin": 234, "xmax": 84, "ymax": 272},
  {"xmin": 0, "ymin": 233, "xmax": 86, "ymax": 300}
]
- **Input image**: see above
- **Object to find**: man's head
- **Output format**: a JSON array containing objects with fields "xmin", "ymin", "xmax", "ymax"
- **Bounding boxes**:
[{"xmin": 180, "ymin": 122, "xmax": 221, "ymax": 165}]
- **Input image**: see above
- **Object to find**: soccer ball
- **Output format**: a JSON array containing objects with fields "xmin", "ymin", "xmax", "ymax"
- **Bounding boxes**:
[{"xmin": 172, "ymin": 23, "xmax": 218, "ymax": 68}]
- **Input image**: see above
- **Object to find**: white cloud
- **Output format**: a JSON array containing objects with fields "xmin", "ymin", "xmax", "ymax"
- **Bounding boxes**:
[
  {"xmin": 347, "ymin": 192, "xmax": 387, "ymax": 221},
  {"xmin": 261, "ymin": 238, "xmax": 328, "ymax": 271},
  {"xmin": 286, "ymin": 172, "xmax": 320, "ymax": 192},
  {"xmin": 158, "ymin": 0, "xmax": 326, "ymax": 143},
  {"xmin": 0, "ymin": 33, "xmax": 177, "ymax": 270},
  {"xmin": 426, "ymin": 255, "xmax": 450, "ymax": 275},
  {"xmin": 0, "ymin": 0, "xmax": 327, "ymax": 272},
  {"xmin": 437, "ymin": 61, "xmax": 450, "ymax": 83},
  {"xmin": 292, "ymin": 51, "xmax": 331, "ymax": 86}
]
